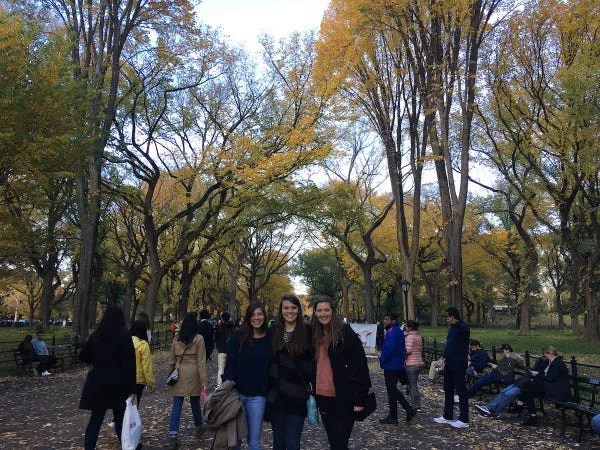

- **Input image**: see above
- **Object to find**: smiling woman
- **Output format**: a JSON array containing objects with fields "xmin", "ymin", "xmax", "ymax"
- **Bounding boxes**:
[
  {"xmin": 310, "ymin": 295, "xmax": 373, "ymax": 449},
  {"xmin": 266, "ymin": 294, "xmax": 314, "ymax": 450}
]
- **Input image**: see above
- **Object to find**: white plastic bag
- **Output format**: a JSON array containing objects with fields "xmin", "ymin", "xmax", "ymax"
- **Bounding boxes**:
[{"xmin": 121, "ymin": 397, "xmax": 142, "ymax": 450}]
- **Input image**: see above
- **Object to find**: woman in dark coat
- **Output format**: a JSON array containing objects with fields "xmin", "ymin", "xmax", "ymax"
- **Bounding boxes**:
[
  {"xmin": 266, "ymin": 294, "xmax": 314, "ymax": 450},
  {"xmin": 311, "ymin": 295, "xmax": 371, "ymax": 450},
  {"xmin": 79, "ymin": 306, "xmax": 136, "ymax": 450}
]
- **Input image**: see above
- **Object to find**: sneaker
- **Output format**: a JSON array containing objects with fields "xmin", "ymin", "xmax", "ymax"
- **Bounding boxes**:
[
  {"xmin": 41, "ymin": 371, "xmax": 51, "ymax": 376},
  {"xmin": 433, "ymin": 416, "xmax": 453, "ymax": 424},
  {"xmin": 449, "ymin": 420, "xmax": 469, "ymax": 428},
  {"xmin": 474, "ymin": 405, "xmax": 491, "ymax": 416},
  {"xmin": 454, "ymin": 394, "xmax": 460, "ymax": 403},
  {"xmin": 379, "ymin": 416, "xmax": 398, "ymax": 425},
  {"xmin": 405, "ymin": 407, "xmax": 417, "ymax": 422}
]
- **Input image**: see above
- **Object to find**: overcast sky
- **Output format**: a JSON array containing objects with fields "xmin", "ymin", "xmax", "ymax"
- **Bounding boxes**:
[{"xmin": 196, "ymin": 0, "xmax": 330, "ymax": 54}]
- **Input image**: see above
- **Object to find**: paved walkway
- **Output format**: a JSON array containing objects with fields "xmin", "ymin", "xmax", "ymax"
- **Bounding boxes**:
[{"xmin": 0, "ymin": 352, "xmax": 597, "ymax": 449}]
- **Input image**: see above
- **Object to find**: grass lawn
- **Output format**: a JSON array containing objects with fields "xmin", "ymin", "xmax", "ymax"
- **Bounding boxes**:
[{"xmin": 419, "ymin": 325, "xmax": 600, "ymax": 365}]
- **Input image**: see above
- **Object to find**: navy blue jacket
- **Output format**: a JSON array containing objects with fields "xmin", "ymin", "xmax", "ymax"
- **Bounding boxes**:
[
  {"xmin": 443, "ymin": 320, "xmax": 470, "ymax": 370},
  {"xmin": 379, "ymin": 323, "xmax": 405, "ymax": 371},
  {"xmin": 222, "ymin": 330, "xmax": 271, "ymax": 397},
  {"xmin": 470, "ymin": 348, "xmax": 490, "ymax": 373}
]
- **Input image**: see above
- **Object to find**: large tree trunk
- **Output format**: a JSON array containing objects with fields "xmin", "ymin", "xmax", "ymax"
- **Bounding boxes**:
[
  {"xmin": 569, "ymin": 275, "xmax": 580, "ymax": 329},
  {"xmin": 361, "ymin": 264, "xmax": 376, "ymax": 323},
  {"xmin": 39, "ymin": 270, "xmax": 55, "ymax": 327},
  {"xmin": 73, "ymin": 206, "xmax": 97, "ymax": 340},
  {"xmin": 555, "ymin": 289, "xmax": 565, "ymax": 329}
]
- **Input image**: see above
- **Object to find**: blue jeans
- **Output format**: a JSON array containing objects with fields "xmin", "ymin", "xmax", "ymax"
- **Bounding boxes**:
[
  {"xmin": 592, "ymin": 413, "xmax": 600, "ymax": 436},
  {"xmin": 487, "ymin": 384, "xmax": 521, "ymax": 415},
  {"xmin": 169, "ymin": 396, "xmax": 203, "ymax": 435},
  {"xmin": 234, "ymin": 395, "xmax": 266, "ymax": 450},
  {"xmin": 467, "ymin": 371, "xmax": 502, "ymax": 398},
  {"xmin": 271, "ymin": 410, "xmax": 305, "ymax": 450}
]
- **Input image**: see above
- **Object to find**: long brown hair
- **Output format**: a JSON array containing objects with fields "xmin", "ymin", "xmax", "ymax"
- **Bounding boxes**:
[
  {"xmin": 272, "ymin": 294, "xmax": 309, "ymax": 357},
  {"xmin": 238, "ymin": 302, "xmax": 268, "ymax": 350},
  {"xmin": 311, "ymin": 295, "xmax": 344, "ymax": 356}
]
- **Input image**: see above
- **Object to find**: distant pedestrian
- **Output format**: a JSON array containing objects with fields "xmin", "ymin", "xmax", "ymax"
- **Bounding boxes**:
[
  {"xmin": 379, "ymin": 313, "xmax": 416, "ymax": 424},
  {"xmin": 167, "ymin": 312, "xmax": 208, "ymax": 449},
  {"xmin": 215, "ymin": 312, "xmax": 235, "ymax": 388},
  {"xmin": 222, "ymin": 302, "xmax": 271, "ymax": 449},
  {"xmin": 198, "ymin": 309, "xmax": 215, "ymax": 361},
  {"xmin": 265, "ymin": 294, "xmax": 313, "ymax": 450},
  {"xmin": 404, "ymin": 320, "xmax": 424, "ymax": 410},
  {"xmin": 31, "ymin": 330, "xmax": 56, "ymax": 376},
  {"xmin": 311, "ymin": 295, "xmax": 371, "ymax": 449},
  {"xmin": 79, "ymin": 306, "xmax": 136, "ymax": 450},
  {"xmin": 433, "ymin": 307, "xmax": 470, "ymax": 429}
]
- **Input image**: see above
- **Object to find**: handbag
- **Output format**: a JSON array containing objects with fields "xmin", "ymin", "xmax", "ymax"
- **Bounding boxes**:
[
  {"xmin": 166, "ymin": 343, "xmax": 189, "ymax": 386},
  {"xmin": 307, "ymin": 383, "xmax": 319, "ymax": 425},
  {"xmin": 354, "ymin": 391, "xmax": 377, "ymax": 421},
  {"xmin": 121, "ymin": 397, "xmax": 142, "ymax": 450}
]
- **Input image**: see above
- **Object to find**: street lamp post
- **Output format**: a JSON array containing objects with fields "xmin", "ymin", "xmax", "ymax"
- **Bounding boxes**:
[{"xmin": 401, "ymin": 280, "xmax": 410, "ymax": 321}]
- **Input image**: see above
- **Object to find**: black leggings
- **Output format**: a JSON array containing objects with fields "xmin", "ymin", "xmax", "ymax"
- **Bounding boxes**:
[
  {"xmin": 85, "ymin": 407, "xmax": 125, "ymax": 450},
  {"xmin": 317, "ymin": 396, "xmax": 355, "ymax": 450},
  {"xmin": 384, "ymin": 369, "xmax": 412, "ymax": 418}
]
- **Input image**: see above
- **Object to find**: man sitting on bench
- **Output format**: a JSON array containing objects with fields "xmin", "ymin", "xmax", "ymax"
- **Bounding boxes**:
[
  {"xmin": 466, "ymin": 343, "xmax": 524, "ymax": 399},
  {"xmin": 31, "ymin": 330, "xmax": 56, "ymax": 376}
]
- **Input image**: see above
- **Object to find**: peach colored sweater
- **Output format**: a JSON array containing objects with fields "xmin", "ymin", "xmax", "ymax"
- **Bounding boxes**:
[{"xmin": 405, "ymin": 330, "xmax": 424, "ymax": 366}]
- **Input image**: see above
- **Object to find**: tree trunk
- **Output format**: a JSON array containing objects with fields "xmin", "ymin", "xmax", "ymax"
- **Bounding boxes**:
[
  {"xmin": 583, "ymin": 265, "xmax": 599, "ymax": 341},
  {"xmin": 555, "ymin": 289, "xmax": 565, "ymax": 329},
  {"xmin": 228, "ymin": 258, "xmax": 241, "ymax": 319},
  {"xmin": 123, "ymin": 270, "xmax": 137, "ymax": 325},
  {"xmin": 569, "ymin": 277, "xmax": 580, "ymax": 329},
  {"xmin": 178, "ymin": 259, "xmax": 192, "ymax": 318},
  {"xmin": 338, "ymin": 262, "xmax": 350, "ymax": 320},
  {"xmin": 39, "ymin": 270, "xmax": 55, "ymax": 327},
  {"xmin": 519, "ymin": 296, "xmax": 530, "ymax": 335},
  {"xmin": 361, "ymin": 264, "xmax": 376, "ymax": 323}
]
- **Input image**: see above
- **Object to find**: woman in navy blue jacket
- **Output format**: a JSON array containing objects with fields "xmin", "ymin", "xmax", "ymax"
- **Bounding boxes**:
[
  {"xmin": 379, "ymin": 313, "xmax": 416, "ymax": 424},
  {"xmin": 221, "ymin": 302, "xmax": 271, "ymax": 450}
]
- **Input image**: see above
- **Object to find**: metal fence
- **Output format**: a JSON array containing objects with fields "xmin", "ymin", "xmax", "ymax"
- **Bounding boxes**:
[{"xmin": 0, "ymin": 329, "xmax": 176, "ymax": 376}]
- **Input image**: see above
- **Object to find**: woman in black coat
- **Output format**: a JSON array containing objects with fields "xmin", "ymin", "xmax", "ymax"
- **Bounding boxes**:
[
  {"xmin": 79, "ymin": 306, "xmax": 136, "ymax": 450},
  {"xmin": 266, "ymin": 294, "xmax": 314, "ymax": 450},
  {"xmin": 520, "ymin": 346, "xmax": 572, "ymax": 426},
  {"xmin": 311, "ymin": 295, "xmax": 371, "ymax": 450}
]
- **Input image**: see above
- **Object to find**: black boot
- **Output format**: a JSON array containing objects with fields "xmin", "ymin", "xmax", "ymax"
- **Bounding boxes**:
[
  {"xmin": 379, "ymin": 415, "xmax": 398, "ymax": 425},
  {"xmin": 406, "ymin": 407, "xmax": 417, "ymax": 422}
]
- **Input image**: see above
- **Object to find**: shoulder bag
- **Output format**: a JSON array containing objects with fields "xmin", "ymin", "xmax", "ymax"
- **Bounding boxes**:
[{"xmin": 166, "ymin": 343, "xmax": 190, "ymax": 386}]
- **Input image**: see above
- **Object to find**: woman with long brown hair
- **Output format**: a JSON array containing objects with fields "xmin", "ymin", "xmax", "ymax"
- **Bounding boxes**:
[
  {"xmin": 311, "ymin": 295, "xmax": 371, "ymax": 449},
  {"xmin": 266, "ymin": 294, "xmax": 313, "ymax": 450},
  {"xmin": 222, "ymin": 302, "xmax": 271, "ymax": 450}
]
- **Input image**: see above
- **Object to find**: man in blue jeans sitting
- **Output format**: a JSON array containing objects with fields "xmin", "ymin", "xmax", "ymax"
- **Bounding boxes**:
[
  {"xmin": 466, "ymin": 343, "xmax": 524, "ymax": 399},
  {"xmin": 475, "ymin": 354, "xmax": 548, "ymax": 418}
]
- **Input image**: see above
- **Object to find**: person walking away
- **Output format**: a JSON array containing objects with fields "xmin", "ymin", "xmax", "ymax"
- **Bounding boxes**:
[
  {"xmin": 130, "ymin": 320, "xmax": 155, "ymax": 407},
  {"xmin": 222, "ymin": 302, "xmax": 271, "ymax": 450},
  {"xmin": 79, "ymin": 306, "xmax": 136, "ymax": 450},
  {"xmin": 379, "ymin": 313, "xmax": 416, "ymax": 424},
  {"xmin": 198, "ymin": 309, "xmax": 215, "ymax": 361},
  {"xmin": 404, "ymin": 320, "xmax": 424, "ymax": 410},
  {"xmin": 311, "ymin": 295, "xmax": 371, "ymax": 449},
  {"xmin": 167, "ymin": 312, "xmax": 208, "ymax": 449},
  {"xmin": 520, "ymin": 346, "xmax": 572, "ymax": 426},
  {"xmin": 215, "ymin": 311, "xmax": 235, "ymax": 388},
  {"xmin": 265, "ymin": 294, "xmax": 313, "ymax": 450},
  {"xmin": 137, "ymin": 312, "xmax": 152, "ymax": 343},
  {"xmin": 433, "ymin": 307, "xmax": 470, "ymax": 428}
]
